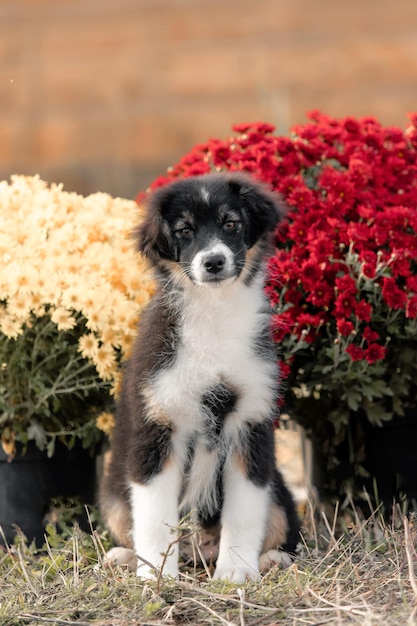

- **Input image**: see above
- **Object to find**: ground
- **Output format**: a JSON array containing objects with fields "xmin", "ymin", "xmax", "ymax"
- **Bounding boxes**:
[{"xmin": 1, "ymin": 501, "xmax": 417, "ymax": 625}]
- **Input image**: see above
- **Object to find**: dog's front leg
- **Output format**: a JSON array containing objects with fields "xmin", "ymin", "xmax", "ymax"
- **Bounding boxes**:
[
  {"xmin": 130, "ymin": 461, "xmax": 181, "ymax": 579},
  {"xmin": 213, "ymin": 459, "xmax": 270, "ymax": 583}
]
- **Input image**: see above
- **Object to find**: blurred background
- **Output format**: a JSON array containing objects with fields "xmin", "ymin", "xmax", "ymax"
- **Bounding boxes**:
[{"xmin": 1, "ymin": 0, "xmax": 416, "ymax": 199}]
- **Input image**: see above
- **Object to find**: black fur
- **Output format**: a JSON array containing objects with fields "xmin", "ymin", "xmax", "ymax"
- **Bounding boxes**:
[
  {"xmin": 272, "ymin": 470, "xmax": 301, "ymax": 554},
  {"xmin": 245, "ymin": 421, "xmax": 276, "ymax": 487},
  {"xmin": 201, "ymin": 382, "xmax": 238, "ymax": 447}
]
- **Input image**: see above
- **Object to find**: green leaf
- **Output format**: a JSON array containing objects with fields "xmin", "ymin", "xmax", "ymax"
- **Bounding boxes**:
[
  {"xmin": 362, "ymin": 379, "xmax": 393, "ymax": 401},
  {"xmin": 343, "ymin": 388, "xmax": 362, "ymax": 411},
  {"xmin": 364, "ymin": 403, "xmax": 393, "ymax": 426}
]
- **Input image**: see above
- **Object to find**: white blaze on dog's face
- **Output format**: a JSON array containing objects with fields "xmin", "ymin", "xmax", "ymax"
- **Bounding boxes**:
[
  {"xmin": 190, "ymin": 239, "xmax": 236, "ymax": 286},
  {"xmin": 136, "ymin": 173, "xmax": 287, "ymax": 288}
]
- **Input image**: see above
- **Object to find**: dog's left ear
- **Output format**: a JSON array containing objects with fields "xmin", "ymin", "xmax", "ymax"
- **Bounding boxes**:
[
  {"xmin": 227, "ymin": 174, "xmax": 287, "ymax": 248},
  {"xmin": 133, "ymin": 187, "xmax": 176, "ymax": 263}
]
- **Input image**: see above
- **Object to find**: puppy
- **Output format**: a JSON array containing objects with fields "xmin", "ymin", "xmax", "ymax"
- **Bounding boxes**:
[{"xmin": 100, "ymin": 173, "xmax": 300, "ymax": 583}]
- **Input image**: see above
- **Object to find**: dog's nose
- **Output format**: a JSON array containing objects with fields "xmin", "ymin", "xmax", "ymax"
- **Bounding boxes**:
[{"xmin": 204, "ymin": 254, "xmax": 226, "ymax": 274}]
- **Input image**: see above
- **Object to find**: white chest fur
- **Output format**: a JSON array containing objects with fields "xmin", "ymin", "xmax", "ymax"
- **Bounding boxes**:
[{"xmin": 151, "ymin": 277, "xmax": 277, "ymax": 442}]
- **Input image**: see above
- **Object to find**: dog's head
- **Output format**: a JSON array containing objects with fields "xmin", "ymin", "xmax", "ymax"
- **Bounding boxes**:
[{"xmin": 135, "ymin": 173, "xmax": 287, "ymax": 287}]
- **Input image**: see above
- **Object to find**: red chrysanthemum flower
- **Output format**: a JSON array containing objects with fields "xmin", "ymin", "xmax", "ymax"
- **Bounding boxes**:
[
  {"xmin": 334, "ymin": 294, "xmax": 356, "ymax": 318},
  {"xmin": 210, "ymin": 142, "xmax": 232, "ymax": 166},
  {"xmin": 301, "ymin": 261, "xmax": 322, "ymax": 286},
  {"xmin": 335, "ymin": 275, "xmax": 357, "ymax": 296},
  {"xmin": 406, "ymin": 276, "xmax": 417, "ymax": 292},
  {"xmin": 355, "ymin": 300, "xmax": 373, "ymax": 322},
  {"xmin": 364, "ymin": 344, "xmax": 387, "ymax": 364},
  {"xmin": 362, "ymin": 327, "xmax": 380, "ymax": 343},
  {"xmin": 406, "ymin": 295, "xmax": 417, "ymax": 319},
  {"xmin": 362, "ymin": 263, "xmax": 377, "ymax": 279},
  {"xmin": 345, "ymin": 344, "xmax": 366, "ymax": 361},
  {"xmin": 381, "ymin": 278, "xmax": 407, "ymax": 310},
  {"xmin": 306, "ymin": 284, "xmax": 333, "ymax": 308},
  {"xmin": 337, "ymin": 319, "xmax": 354, "ymax": 336},
  {"xmin": 278, "ymin": 360, "xmax": 292, "ymax": 380}
]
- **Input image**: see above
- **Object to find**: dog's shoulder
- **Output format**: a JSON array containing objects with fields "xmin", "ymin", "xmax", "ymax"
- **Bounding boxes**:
[{"xmin": 130, "ymin": 290, "xmax": 182, "ymax": 373}]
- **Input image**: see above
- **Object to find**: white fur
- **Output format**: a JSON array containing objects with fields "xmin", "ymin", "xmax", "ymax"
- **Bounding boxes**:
[
  {"xmin": 179, "ymin": 443, "xmax": 221, "ymax": 517},
  {"xmin": 200, "ymin": 186, "xmax": 210, "ymax": 203},
  {"xmin": 130, "ymin": 462, "xmax": 182, "ymax": 579},
  {"xmin": 190, "ymin": 239, "xmax": 236, "ymax": 285},
  {"xmin": 213, "ymin": 462, "xmax": 270, "ymax": 582}
]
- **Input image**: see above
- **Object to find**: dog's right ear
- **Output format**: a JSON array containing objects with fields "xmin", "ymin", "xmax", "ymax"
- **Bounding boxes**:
[
  {"xmin": 133, "ymin": 188, "xmax": 175, "ymax": 263},
  {"xmin": 226, "ymin": 173, "xmax": 287, "ymax": 248}
]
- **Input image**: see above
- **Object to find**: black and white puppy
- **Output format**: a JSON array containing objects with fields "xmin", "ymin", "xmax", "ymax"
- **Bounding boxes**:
[{"xmin": 100, "ymin": 173, "xmax": 300, "ymax": 583}]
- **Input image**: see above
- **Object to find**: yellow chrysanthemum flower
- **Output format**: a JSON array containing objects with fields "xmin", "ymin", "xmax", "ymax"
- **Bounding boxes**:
[
  {"xmin": 96, "ymin": 412, "xmax": 115, "ymax": 436},
  {"xmin": 50, "ymin": 307, "xmax": 76, "ymax": 331},
  {"xmin": 78, "ymin": 333, "xmax": 100, "ymax": 360},
  {"xmin": 0, "ymin": 315, "xmax": 23, "ymax": 339}
]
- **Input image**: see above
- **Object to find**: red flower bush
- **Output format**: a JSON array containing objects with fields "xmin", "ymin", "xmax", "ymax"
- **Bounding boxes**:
[{"xmin": 139, "ymin": 111, "xmax": 417, "ymax": 464}]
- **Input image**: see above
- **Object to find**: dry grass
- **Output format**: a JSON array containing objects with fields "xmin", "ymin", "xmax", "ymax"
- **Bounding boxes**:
[{"xmin": 1, "ymin": 503, "xmax": 417, "ymax": 626}]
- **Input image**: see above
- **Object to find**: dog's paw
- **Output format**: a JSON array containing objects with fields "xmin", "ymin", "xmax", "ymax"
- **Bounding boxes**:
[
  {"xmin": 259, "ymin": 549, "xmax": 293, "ymax": 573},
  {"xmin": 212, "ymin": 564, "xmax": 259, "ymax": 583},
  {"xmin": 102, "ymin": 547, "xmax": 137, "ymax": 572}
]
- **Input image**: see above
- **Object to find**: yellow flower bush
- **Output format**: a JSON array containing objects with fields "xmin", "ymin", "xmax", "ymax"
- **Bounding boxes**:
[{"xmin": 0, "ymin": 176, "xmax": 153, "ymax": 457}]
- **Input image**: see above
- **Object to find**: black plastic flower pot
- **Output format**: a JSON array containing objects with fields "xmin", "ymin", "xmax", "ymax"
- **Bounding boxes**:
[
  {"xmin": 361, "ymin": 406, "xmax": 417, "ymax": 510},
  {"xmin": 311, "ymin": 404, "xmax": 417, "ymax": 515},
  {"xmin": 0, "ymin": 441, "xmax": 97, "ymax": 546}
]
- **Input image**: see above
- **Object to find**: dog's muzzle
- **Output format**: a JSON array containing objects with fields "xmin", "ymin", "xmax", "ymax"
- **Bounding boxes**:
[{"xmin": 191, "ymin": 242, "xmax": 236, "ymax": 285}]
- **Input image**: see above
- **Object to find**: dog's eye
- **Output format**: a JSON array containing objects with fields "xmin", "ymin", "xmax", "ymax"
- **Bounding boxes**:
[
  {"xmin": 175, "ymin": 226, "xmax": 193, "ymax": 238},
  {"xmin": 223, "ymin": 220, "xmax": 239, "ymax": 232}
]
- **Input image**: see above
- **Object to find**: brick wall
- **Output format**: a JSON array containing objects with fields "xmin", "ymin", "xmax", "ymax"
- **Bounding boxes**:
[{"xmin": 1, "ymin": 0, "xmax": 416, "ymax": 197}]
